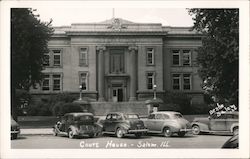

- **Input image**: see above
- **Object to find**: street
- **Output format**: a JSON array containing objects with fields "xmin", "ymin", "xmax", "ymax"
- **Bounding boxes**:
[{"xmin": 11, "ymin": 133, "xmax": 231, "ymax": 149}]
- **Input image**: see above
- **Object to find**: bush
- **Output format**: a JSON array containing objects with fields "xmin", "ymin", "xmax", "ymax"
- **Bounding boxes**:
[
  {"xmin": 53, "ymin": 103, "xmax": 84, "ymax": 116},
  {"xmin": 163, "ymin": 91, "xmax": 192, "ymax": 115},
  {"xmin": 26, "ymin": 101, "xmax": 52, "ymax": 116}
]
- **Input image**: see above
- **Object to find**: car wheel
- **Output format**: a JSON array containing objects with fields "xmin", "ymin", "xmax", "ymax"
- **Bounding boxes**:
[
  {"xmin": 68, "ymin": 129, "xmax": 74, "ymax": 139},
  {"xmin": 192, "ymin": 125, "xmax": 200, "ymax": 135},
  {"xmin": 11, "ymin": 134, "xmax": 17, "ymax": 140},
  {"xmin": 89, "ymin": 133, "xmax": 94, "ymax": 138},
  {"xmin": 116, "ymin": 128, "xmax": 124, "ymax": 138},
  {"xmin": 135, "ymin": 133, "xmax": 142, "ymax": 138},
  {"xmin": 163, "ymin": 127, "xmax": 172, "ymax": 137},
  {"xmin": 52, "ymin": 128, "xmax": 58, "ymax": 136},
  {"xmin": 233, "ymin": 127, "xmax": 239, "ymax": 135},
  {"xmin": 178, "ymin": 131, "xmax": 186, "ymax": 137}
]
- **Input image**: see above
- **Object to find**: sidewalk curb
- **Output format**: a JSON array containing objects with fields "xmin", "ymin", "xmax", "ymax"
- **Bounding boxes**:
[{"xmin": 20, "ymin": 128, "xmax": 53, "ymax": 135}]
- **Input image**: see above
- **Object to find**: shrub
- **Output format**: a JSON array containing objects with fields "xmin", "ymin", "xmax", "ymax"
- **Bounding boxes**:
[
  {"xmin": 53, "ymin": 102, "xmax": 84, "ymax": 116},
  {"xmin": 26, "ymin": 101, "xmax": 52, "ymax": 116}
]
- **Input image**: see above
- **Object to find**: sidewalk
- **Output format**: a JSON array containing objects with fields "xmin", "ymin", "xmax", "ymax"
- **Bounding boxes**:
[{"xmin": 20, "ymin": 128, "xmax": 53, "ymax": 135}]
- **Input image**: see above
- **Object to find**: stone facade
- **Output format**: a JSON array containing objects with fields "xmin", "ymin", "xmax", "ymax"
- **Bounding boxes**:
[{"xmin": 30, "ymin": 18, "xmax": 204, "ymax": 108}]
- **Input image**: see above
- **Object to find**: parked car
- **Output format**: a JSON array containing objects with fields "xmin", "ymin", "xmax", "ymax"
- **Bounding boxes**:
[
  {"xmin": 52, "ymin": 112, "xmax": 101, "ymax": 139},
  {"xmin": 222, "ymin": 133, "xmax": 238, "ymax": 148},
  {"xmin": 142, "ymin": 111, "xmax": 192, "ymax": 137},
  {"xmin": 11, "ymin": 116, "xmax": 20, "ymax": 140},
  {"xmin": 191, "ymin": 111, "xmax": 238, "ymax": 135},
  {"xmin": 101, "ymin": 112, "xmax": 148, "ymax": 138}
]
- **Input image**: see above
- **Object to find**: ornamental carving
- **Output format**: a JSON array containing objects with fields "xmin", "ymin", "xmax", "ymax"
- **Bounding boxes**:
[{"xmin": 107, "ymin": 18, "xmax": 127, "ymax": 31}]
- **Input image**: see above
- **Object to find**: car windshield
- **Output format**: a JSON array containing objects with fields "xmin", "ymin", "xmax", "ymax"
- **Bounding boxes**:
[
  {"xmin": 75, "ymin": 115, "xmax": 93, "ymax": 121},
  {"xmin": 124, "ymin": 114, "xmax": 139, "ymax": 119},
  {"xmin": 173, "ymin": 113, "xmax": 183, "ymax": 119}
]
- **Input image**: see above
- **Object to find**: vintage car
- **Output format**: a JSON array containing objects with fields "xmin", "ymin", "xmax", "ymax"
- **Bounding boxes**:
[
  {"xmin": 52, "ymin": 112, "xmax": 101, "ymax": 138},
  {"xmin": 221, "ymin": 133, "xmax": 238, "ymax": 148},
  {"xmin": 142, "ymin": 111, "xmax": 192, "ymax": 137},
  {"xmin": 11, "ymin": 116, "xmax": 20, "ymax": 139},
  {"xmin": 191, "ymin": 111, "xmax": 239, "ymax": 135},
  {"xmin": 101, "ymin": 112, "xmax": 148, "ymax": 138}
]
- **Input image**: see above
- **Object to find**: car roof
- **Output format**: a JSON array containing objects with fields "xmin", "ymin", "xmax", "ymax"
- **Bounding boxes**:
[
  {"xmin": 107, "ymin": 112, "xmax": 138, "ymax": 115},
  {"xmin": 219, "ymin": 111, "xmax": 239, "ymax": 115},
  {"xmin": 64, "ymin": 112, "xmax": 93, "ymax": 117},
  {"xmin": 151, "ymin": 111, "xmax": 181, "ymax": 115}
]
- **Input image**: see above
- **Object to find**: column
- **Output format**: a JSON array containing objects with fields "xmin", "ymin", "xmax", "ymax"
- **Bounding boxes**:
[
  {"xmin": 97, "ymin": 46, "xmax": 106, "ymax": 101},
  {"xmin": 129, "ymin": 46, "xmax": 138, "ymax": 101}
]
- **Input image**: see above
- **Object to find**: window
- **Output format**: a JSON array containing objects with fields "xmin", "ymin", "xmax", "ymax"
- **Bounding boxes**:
[
  {"xmin": 172, "ymin": 50, "xmax": 180, "ymax": 66},
  {"xmin": 147, "ymin": 72, "xmax": 155, "ymax": 90},
  {"xmin": 146, "ymin": 48, "xmax": 154, "ymax": 65},
  {"xmin": 53, "ymin": 50, "xmax": 61, "ymax": 66},
  {"xmin": 79, "ymin": 72, "xmax": 88, "ymax": 90},
  {"xmin": 43, "ymin": 49, "xmax": 62, "ymax": 67},
  {"xmin": 41, "ymin": 73, "xmax": 62, "ymax": 91},
  {"xmin": 43, "ymin": 52, "xmax": 50, "ymax": 66},
  {"xmin": 79, "ymin": 48, "xmax": 88, "ymax": 66},
  {"xmin": 53, "ymin": 74, "xmax": 61, "ymax": 91},
  {"xmin": 148, "ymin": 114, "xmax": 155, "ymax": 119},
  {"xmin": 172, "ymin": 74, "xmax": 181, "ymax": 90},
  {"xmin": 110, "ymin": 49, "xmax": 124, "ymax": 73},
  {"xmin": 183, "ymin": 50, "xmax": 191, "ymax": 66},
  {"xmin": 172, "ymin": 73, "xmax": 192, "ymax": 90},
  {"xmin": 42, "ymin": 74, "xmax": 50, "ymax": 91},
  {"xmin": 183, "ymin": 74, "xmax": 191, "ymax": 90}
]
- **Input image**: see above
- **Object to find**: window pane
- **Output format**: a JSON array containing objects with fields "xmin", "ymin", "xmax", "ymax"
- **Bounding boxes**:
[
  {"xmin": 80, "ymin": 48, "xmax": 87, "ymax": 66},
  {"xmin": 183, "ymin": 74, "xmax": 191, "ymax": 90},
  {"xmin": 172, "ymin": 74, "xmax": 180, "ymax": 90},
  {"xmin": 53, "ymin": 74, "xmax": 61, "ymax": 91},
  {"xmin": 183, "ymin": 50, "xmax": 191, "ymax": 66},
  {"xmin": 147, "ymin": 73, "xmax": 154, "ymax": 89},
  {"xmin": 80, "ymin": 73, "xmax": 87, "ymax": 90},
  {"xmin": 53, "ymin": 50, "xmax": 61, "ymax": 66},
  {"xmin": 172, "ymin": 50, "xmax": 180, "ymax": 65},
  {"xmin": 43, "ymin": 53, "xmax": 50, "ymax": 66},
  {"xmin": 147, "ymin": 48, "xmax": 154, "ymax": 65}
]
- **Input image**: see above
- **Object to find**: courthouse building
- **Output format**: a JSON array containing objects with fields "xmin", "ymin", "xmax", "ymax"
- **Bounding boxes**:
[{"xmin": 30, "ymin": 18, "xmax": 204, "ymax": 114}]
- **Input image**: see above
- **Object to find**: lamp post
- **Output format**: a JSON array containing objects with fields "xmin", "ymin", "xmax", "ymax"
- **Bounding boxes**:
[
  {"xmin": 79, "ymin": 85, "xmax": 82, "ymax": 100},
  {"xmin": 153, "ymin": 84, "xmax": 157, "ymax": 100}
]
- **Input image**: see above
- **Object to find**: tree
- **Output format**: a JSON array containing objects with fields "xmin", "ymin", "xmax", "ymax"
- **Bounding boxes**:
[
  {"xmin": 11, "ymin": 8, "xmax": 54, "ymax": 119},
  {"xmin": 188, "ymin": 9, "xmax": 239, "ymax": 106}
]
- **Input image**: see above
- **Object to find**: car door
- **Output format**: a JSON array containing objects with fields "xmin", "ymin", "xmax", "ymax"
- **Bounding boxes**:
[
  {"xmin": 210, "ymin": 114, "xmax": 227, "ymax": 131},
  {"xmin": 65, "ymin": 115, "xmax": 73, "ymax": 131},
  {"xmin": 103, "ymin": 114, "xmax": 113, "ymax": 132},
  {"xmin": 145, "ymin": 114, "xmax": 159, "ymax": 132},
  {"xmin": 59, "ymin": 116, "xmax": 67, "ymax": 132},
  {"xmin": 154, "ymin": 114, "xmax": 166, "ymax": 132},
  {"xmin": 109, "ymin": 114, "xmax": 121, "ymax": 132}
]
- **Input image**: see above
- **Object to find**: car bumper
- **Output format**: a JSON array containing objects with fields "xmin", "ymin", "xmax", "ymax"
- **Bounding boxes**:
[
  {"xmin": 179, "ymin": 128, "xmax": 192, "ymax": 132},
  {"xmin": 128, "ymin": 129, "xmax": 148, "ymax": 133},
  {"xmin": 11, "ymin": 130, "xmax": 20, "ymax": 134}
]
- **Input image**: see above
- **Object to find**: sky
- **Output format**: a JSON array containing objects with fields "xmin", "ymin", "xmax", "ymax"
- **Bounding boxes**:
[{"xmin": 34, "ymin": 8, "xmax": 194, "ymax": 27}]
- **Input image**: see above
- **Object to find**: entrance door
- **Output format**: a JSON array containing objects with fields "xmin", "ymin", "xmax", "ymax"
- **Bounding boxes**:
[{"xmin": 112, "ymin": 88, "xmax": 123, "ymax": 102}]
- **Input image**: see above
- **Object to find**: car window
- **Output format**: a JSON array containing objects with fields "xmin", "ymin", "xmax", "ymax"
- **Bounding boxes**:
[
  {"xmin": 155, "ymin": 114, "xmax": 164, "ymax": 119},
  {"xmin": 75, "ymin": 115, "xmax": 93, "ymax": 121},
  {"xmin": 173, "ymin": 113, "xmax": 183, "ymax": 119},
  {"xmin": 233, "ymin": 114, "xmax": 239, "ymax": 119},
  {"xmin": 117, "ymin": 114, "xmax": 123, "ymax": 120},
  {"xmin": 163, "ymin": 114, "xmax": 170, "ymax": 119},
  {"xmin": 67, "ymin": 116, "xmax": 73, "ymax": 122},
  {"xmin": 217, "ymin": 114, "xmax": 226, "ymax": 119},
  {"xmin": 112, "ymin": 114, "xmax": 118, "ymax": 120},
  {"xmin": 148, "ymin": 114, "xmax": 155, "ymax": 119},
  {"xmin": 125, "ymin": 114, "xmax": 139, "ymax": 119},
  {"xmin": 226, "ymin": 114, "xmax": 234, "ymax": 119},
  {"xmin": 106, "ymin": 114, "xmax": 112, "ymax": 120}
]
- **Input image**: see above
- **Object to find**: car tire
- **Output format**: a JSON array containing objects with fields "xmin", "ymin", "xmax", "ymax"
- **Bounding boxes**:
[
  {"xmin": 68, "ymin": 129, "xmax": 75, "ymax": 139},
  {"xmin": 135, "ymin": 133, "xmax": 142, "ymax": 138},
  {"xmin": 192, "ymin": 125, "xmax": 200, "ymax": 135},
  {"xmin": 233, "ymin": 127, "xmax": 239, "ymax": 135},
  {"xmin": 163, "ymin": 127, "xmax": 172, "ymax": 137},
  {"xmin": 52, "ymin": 128, "xmax": 58, "ymax": 136},
  {"xmin": 116, "ymin": 128, "xmax": 124, "ymax": 138},
  {"xmin": 11, "ymin": 134, "xmax": 17, "ymax": 140},
  {"xmin": 178, "ymin": 131, "xmax": 186, "ymax": 137},
  {"xmin": 89, "ymin": 133, "xmax": 95, "ymax": 138}
]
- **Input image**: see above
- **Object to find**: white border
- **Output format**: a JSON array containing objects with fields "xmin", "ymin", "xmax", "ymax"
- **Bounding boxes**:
[{"xmin": 1, "ymin": 1, "xmax": 249, "ymax": 158}]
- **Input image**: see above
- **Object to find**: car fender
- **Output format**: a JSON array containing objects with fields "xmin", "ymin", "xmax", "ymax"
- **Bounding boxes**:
[
  {"xmin": 230, "ymin": 123, "xmax": 239, "ymax": 133},
  {"xmin": 191, "ymin": 122, "xmax": 209, "ymax": 131},
  {"xmin": 68, "ymin": 125, "xmax": 79, "ymax": 135},
  {"xmin": 115, "ymin": 123, "xmax": 130, "ymax": 131}
]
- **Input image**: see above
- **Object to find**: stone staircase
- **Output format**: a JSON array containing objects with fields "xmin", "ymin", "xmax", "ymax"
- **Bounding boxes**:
[{"xmin": 90, "ymin": 101, "xmax": 149, "ymax": 116}]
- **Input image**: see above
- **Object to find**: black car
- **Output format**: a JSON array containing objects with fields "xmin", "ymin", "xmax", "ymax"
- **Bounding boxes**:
[
  {"xmin": 101, "ymin": 112, "xmax": 148, "ymax": 138},
  {"xmin": 11, "ymin": 117, "xmax": 20, "ymax": 139},
  {"xmin": 222, "ymin": 133, "xmax": 238, "ymax": 148},
  {"xmin": 53, "ymin": 112, "xmax": 101, "ymax": 139}
]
